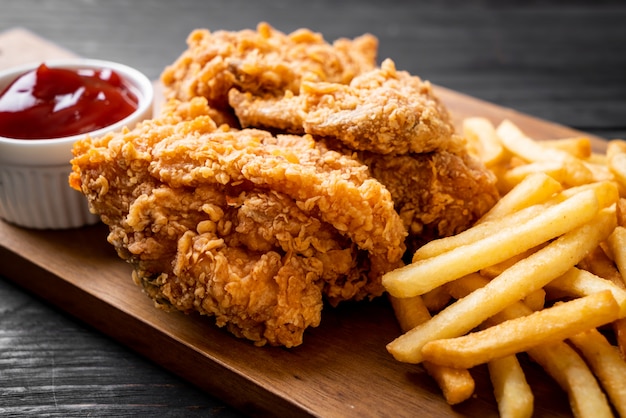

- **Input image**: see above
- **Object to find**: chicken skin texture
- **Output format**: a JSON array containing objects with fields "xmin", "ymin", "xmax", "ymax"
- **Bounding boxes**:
[
  {"xmin": 229, "ymin": 59, "xmax": 456, "ymax": 155},
  {"xmin": 70, "ymin": 98, "xmax": 406, "ymax": 347},
  {"xmin": 161, "ymin": 25, "xmax": 498, "ymax": 253},
  {"xmin": 161, "ymin": 22, "xmax": 378, "ymax": 114},
  {"xmin": 226, "ymin": 58, "xmax": 498, "ymax": 249},
  {"xmin": 348, "ymin": 148, "xmax": 499, "ymax": 254},
  {"xmin": 72, "ymin": 25, "xmax": 498, "ymax": 347}
]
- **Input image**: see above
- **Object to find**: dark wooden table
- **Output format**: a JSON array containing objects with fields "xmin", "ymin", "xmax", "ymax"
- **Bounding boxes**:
[{"xmin": 1, "ymin": 1, "xmax": 625, "ymax": 417}]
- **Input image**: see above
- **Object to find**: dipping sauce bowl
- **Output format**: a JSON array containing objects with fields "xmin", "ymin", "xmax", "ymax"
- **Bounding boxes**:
[{"xmin": 0, "ymin": 58, "xmax": 154, "ymax": 229}]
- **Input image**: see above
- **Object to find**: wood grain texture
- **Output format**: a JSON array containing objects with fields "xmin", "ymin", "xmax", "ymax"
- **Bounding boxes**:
[{"xmin": 0, "ymin": 1, "xmax": 624, "ymax": 416}]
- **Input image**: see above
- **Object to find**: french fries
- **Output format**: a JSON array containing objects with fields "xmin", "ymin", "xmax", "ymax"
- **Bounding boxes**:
[
  {"xmin": 384, "ymin": 189, "xmax": 603, "ymax": 298},
  {"xmin": 496, "ymin": 119, "xmax": 595, "ymax": 187},
  {"xmin": 487, "ymin": 355, "xmax": 534, "ymax": 418},
  {"xmin": 384, "ymin": 118, "xmax": 626, "ymax": 417},
  {"xmin": 386, "ymin": 209, "xmax": 616, "ymax": 364},
  {"xmin": 463, "ymin": 116, "xmax": 507, "ymax": 167},
  {"xmin": 528, "ymin": 341, "xmax": 614, "ymax": 418},
  {"xmin": 389, "ymin": 295, "xmax": 475, "ymax": 405},
  {"xmin": 420, "ymin": 291, "xmax": 620, "ymax": 369},
  {"xmin": 609, "ymin": 227, "xmax": 626, "ymax": 271},
  {"xmin": 569, "ymin": 329, "xmax": 626, "ymax": 418},
  {"xmin": 448, "ymin": 274, "xmax": 612, "ymax": 417},
  {"xmin": 540, "ymin": 136, "xmax": 592, "ymax": 159}
]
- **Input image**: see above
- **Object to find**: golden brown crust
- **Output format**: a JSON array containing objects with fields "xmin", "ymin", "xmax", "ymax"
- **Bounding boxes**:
[
  {"xmin": 161, "ymin": 22, "xmax": 378, "ymax": 109},
  {"xmin": 71, "ymin": 24, "xmax": 499, "ymax": 347},
  {"xmin": 70, "ymin": 97, "xmax": 406, "ymax": 347},
  {"xmin": 228, "ymin": 59, "xmax": 456, "ymax": 155}
]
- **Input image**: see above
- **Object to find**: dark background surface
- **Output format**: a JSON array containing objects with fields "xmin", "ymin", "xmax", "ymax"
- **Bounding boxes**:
[{"xmin": 1, "ymin": 1, "xmax": 625, "ymax": 416}]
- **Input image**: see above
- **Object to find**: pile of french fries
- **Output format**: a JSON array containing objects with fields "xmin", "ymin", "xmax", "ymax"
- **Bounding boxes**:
[{"xmin": 383, "ymin": 117, "xmax": 626, "ymax": 418}]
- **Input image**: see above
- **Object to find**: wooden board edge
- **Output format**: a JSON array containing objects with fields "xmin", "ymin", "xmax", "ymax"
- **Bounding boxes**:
[{"xmin": 0, "ymin": 244, "xmax": 316, "ymax": 418}]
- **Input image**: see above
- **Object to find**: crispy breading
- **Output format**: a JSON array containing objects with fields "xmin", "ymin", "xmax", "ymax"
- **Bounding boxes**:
[
  {"xmin": 161, "ymin": 22, "xmax": 378, "ymax": 110},
  {"xmin": 72, "ymin": 24, "xmax": 499, "ymax": 347},
  {"xmin": 229, "ymin": 59, "xmax": 456, "ymax": 155},
  {"xmin": 161, "ymin": 25, "xmax": 498, "ymax": 253},
  {"xmin": 354, "ymin": 148, "xmax": 500, "ymax": 253},
  {"xmin": 70, "ymin": 97, "xmax": 406, "ymax": 347}
]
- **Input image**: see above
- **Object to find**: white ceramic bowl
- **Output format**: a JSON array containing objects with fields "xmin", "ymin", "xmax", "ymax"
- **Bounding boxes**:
[{"xmin": 0, "ymin": 58, "xmax": 154, "ymax": 229}]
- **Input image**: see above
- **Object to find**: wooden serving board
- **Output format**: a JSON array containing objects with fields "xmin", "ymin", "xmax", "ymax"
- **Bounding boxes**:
[{"xmin": 0, "ymin": 28, "xmax": 609, "ymax": 417}]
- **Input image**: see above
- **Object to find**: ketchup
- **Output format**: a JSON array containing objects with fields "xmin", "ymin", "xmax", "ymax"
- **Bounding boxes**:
[{"xmin": 0, "ymin": 63, "xmax": 138, "ymax": 139}]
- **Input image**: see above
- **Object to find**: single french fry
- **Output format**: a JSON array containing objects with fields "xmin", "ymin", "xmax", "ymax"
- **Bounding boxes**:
[
  {"xmin": 389, "ymin": 295, "xmax": 475, "ymax": 405},
  {"xmin": 584, "ymin": 161, "xmax": 616, "ymax": 183},
  {"xmin": 445, "ymin": 272, "xmax": 489, "ymax": 299},
  {"xmin": 386, "ymin": 210, "xmax": 616, "ymax": 364},
  {"xmin": 579, "ymin": 246, "xmax": 626, "ymax": 289},
  {"xmin": 501, "ymin": 161, "xmax": 567, "ymax": 191},
  {"xmin": 421, "ymin": 286, "xmax": 452, "ymax": 313},
  {"xmin": 477, "ymin": 172, "xmax": 562, "ymax": 224},
  {"xmin": 462, "ymin": 117, "xmax": 507, "ymax": 167},
  {"xmin": 389, "ymin": 295, "xmax": 431, "ymax": 331},
  {"xmin": 589, "ymin": 151, "xmax": 608, "ymax": 164},
  {"xmin": 608, "ymin": 227, "xmax": 626, "ymax": 281},
  {"xmin": 385, "ymin": 189, "xmax": 601, "ymax": 298},
  {"xmin": 541, "ymin": 137, "xmax": 592, "ymax": 159},
  {"xmin": 480, "ymin": 253, "xmax": 548, "ymax": 310},
  {"xmin": 618, "ymin": 198, "xmax": 626, "ymax": 227},
  {"xmin": 487, "ymin": 355, "xmax": 534, "ymax": 418},
  {"xmin": 479, "ymin": 245, "xmax": 546, "ymax": 279},
  {"xmin": 413, "ymin": 204, "xmax": 549, "ymax": 262},
  {"xmin": 545, "ymin": 267, "xmax": 626, "ymax": 316},
  {"xmin": 522, "ymin": 288, "xmax": 546, "ymax": 312},
  {"xmin": 606, "ymin": 227, "xmax": 626, "ymax": 357},
  {"xmin": 616, "ymin": 319, "xmax": 626, "ymax": 359},
  {"xmin": 527, "ymin": 341, "xmax": 613, "ymax": 418},
  {"xmin": 422, "ymin": 362, "xmax": 476, "ymax": 406},
  {"xmin": 569, "ymin": 328, "xmax": 626, "ymax": 418},
  {"xmin": 608, "ymin": 137, "xmax": 626, "ymax": 153},
  {"xmin": 607, "ymin": 140, "xmax": 626, "ymax": 189},
  {"xmin": 496, "ymin": 119, "xmax": 595, "ymax": 186},
  {"xmin": 555, "ymin": 181, "xmax": 620, "ymax": 210},
  {"xmin": 421, "ymin": 291, "xmax": 620, "ymax": 369}
]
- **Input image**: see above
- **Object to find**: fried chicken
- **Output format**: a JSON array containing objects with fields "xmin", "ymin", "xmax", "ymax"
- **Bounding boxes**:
[
  {"xmin": 162, "ymin": 27, "xmax": 498, "ymax": 250},
  {"xmin": 229, "ymin": 59, "xmax": 456, "ymax": 155},
  {"xmin": 225, "ymin": 59, "xmax": 499, "ymax": 250},
  {"xmin": 70, "ymin": 98, "xmax": 406, "ymax": 347},
  {"xmin": 347, "ymin": 148, "xmax": 499, "ymax": 253},
  {"xmin": 71, "ymin": 24, "xmax": 499, "ymax": 347},
  {"xmin": 161, "ymin": 22, "xmax": 378, "ymax": 114}
]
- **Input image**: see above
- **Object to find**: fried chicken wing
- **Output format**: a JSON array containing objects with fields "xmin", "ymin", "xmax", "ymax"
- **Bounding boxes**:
[{"xmin": 70, "ymin": 97, "xmax": 406, "ymax": 347}]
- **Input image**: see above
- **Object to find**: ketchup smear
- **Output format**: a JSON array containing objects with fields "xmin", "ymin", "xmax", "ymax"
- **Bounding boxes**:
[{"xmin": 0, "ymin": 63, "xmax": 139, "ymax": 139}]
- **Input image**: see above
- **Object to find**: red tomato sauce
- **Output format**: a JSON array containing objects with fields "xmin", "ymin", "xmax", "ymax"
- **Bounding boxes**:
[{"xmin": 0, "ymin": 63, "xmax": 138, "ymax": 139}]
